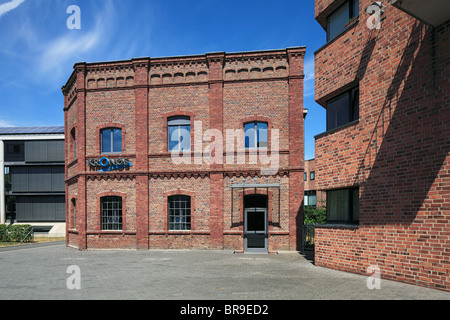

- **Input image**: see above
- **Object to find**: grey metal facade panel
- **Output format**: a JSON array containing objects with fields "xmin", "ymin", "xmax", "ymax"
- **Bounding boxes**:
[
  {"xmin": 16, "ymin": 196, "xmax": 32, "ymax": 221},
  {"xmin": 10, "ymin": 166, "xmax": 29, "ymax": 192},
  {"xmin": 47, "ymin": 140, "xmax": 65, "ymax": 162},
  {"xmin": 28, "ymin": 166, "xmax": 52, "ymax": 192},
  {"xmin": 51, "ymin": 166, "xmax": 65, "ymax": 192},
  {"xmin": 10, "ymin": 165, "xmax": 65, "ymax": 193},
  {"xmin": 24, "ymin": 140, "xmax": 64, "ymax": 163},
  {"xmin": 15, "ymin": 195, "xmax": 66, "ymax": 222},
  {"xmin": 25, "ymin": 140, "xmax": 48, "ymax": 162}
]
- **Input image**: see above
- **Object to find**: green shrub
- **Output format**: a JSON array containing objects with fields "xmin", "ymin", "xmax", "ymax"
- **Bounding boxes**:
[
  {"xmin": 0, "ymin": 224, "xmax": 33, "ymax": 243},
  {"xmin": 304, "ymin": 206, "xmax": 326, "ymax": 225}
]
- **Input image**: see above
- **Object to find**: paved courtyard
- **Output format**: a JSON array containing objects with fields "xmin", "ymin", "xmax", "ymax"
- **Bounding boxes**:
[{"xmin": 0, "ymin": 242, "xmax": 449, "ymax": 300}]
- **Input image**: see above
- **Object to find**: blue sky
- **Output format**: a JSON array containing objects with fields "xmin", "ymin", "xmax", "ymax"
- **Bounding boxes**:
[{"xmin": 0, "ymin": 0, "xmax": 326, "ymax": 160}]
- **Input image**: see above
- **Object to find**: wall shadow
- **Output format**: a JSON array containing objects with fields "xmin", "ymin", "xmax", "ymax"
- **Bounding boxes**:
[{"xmin": 358, "ymin": 21, "xmax": 449, "ymax": 226}]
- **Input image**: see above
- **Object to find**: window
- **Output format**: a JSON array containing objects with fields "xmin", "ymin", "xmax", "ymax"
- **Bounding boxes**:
[
  {"xmin": 71, "ymin": 198, "xmax": 76, "ymax": 229},
  {"xmin": 244, "ymin": 122, "xmax": 268, "ymax": 149},
  {"xmin": 168, "ymin": 116, "xmax": 191, "ymax": 152},
  {"xmin": 101, "ymin": 196, "xmax": 123, "ymax": 230},
  {"xmin": 310, "ymin": 171, "xmax": 315, "ymax": 180},
  {"xmin": 304, "ymin": 172, "xmax": 307, "ymax": 181},
  {"xmin": 168, "ymin": 195, "xmax": 191, "ymax": 231},
  {"xmin": 71, "ymin": 128, "xmax": 76, "ymax": 159},
  {"xmin": 4, "ymin": 141, "xmax": 24, "ymax": 162},
  {"xmin": 101, "ymin": 128, "xmax": 122, "ymax": 153},
  {"xmin": 327, "ymin": 0, "xmax": 359, "ymax": 42},
  {"xmin": 304, "ymin": 191, "xmax": 317, "ymax": 207},
  {"xmin": 326, "ymin": 87, "xmax": 359, "ymax": 131},
  {"xmin": 326, "ymin": 187, "xmax": 359, "ymax": 224}
]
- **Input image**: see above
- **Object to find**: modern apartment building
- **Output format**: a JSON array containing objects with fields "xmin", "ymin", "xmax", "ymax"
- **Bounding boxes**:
[
  {"xmin": 313, "ymin": 0, "xmax": 449, "ymax": 291},
  {"xmin": 0, "ymin": 127, "xmax": 66, "ymax": 236},
  {"xmin": 63, "ymin": 48, "xmax": 306, "ymax": 253}
]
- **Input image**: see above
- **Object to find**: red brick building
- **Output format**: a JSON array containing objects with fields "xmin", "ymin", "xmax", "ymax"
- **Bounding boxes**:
[
  {"xmin": 314, "ymin": 0, "xmax": 449, "ymax": 290},
  {"xmin": 63, "ymin": 48, "xmax": 306, "ymax": 253},
  {"xmin": 304, "ymin": 159, "xmax": 325, "ymax": 208}
]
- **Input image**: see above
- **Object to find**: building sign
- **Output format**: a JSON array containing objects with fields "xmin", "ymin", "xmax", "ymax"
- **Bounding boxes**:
[{"xmin": 88, "ymin": 157, "xmax": 132, "ymax": 172}]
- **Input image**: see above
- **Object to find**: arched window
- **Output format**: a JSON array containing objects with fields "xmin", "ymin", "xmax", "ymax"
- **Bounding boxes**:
[
  {"xmin": 167, "ymin": 116, "xmax": 191, "ymax": 152},
  {"xmin": 168, "ymin": 195, "xmax": 191, "ymax": 231},
  {"xmin": 101, "ymin": 128, "xmax": 122, "ymax": 153},
  {"xmin": 101, "ymin": 196, "xmax": 123, "ymax": 230},
  {"xmin": 70, "ymin": 128, "xmax": 76, "ymax": 159},
  {"xmin": 244, "ymin": 121, "xmax": 268, "ymax": 149},
  {"xmin": 71, "ymin": 198, "xmax": 77, "ymax": 229}
]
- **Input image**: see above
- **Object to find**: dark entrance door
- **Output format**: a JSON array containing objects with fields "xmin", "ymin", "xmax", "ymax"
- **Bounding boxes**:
[{"xmin": 244, "ymin": 194, "xmax": 268, "ymax": 253}]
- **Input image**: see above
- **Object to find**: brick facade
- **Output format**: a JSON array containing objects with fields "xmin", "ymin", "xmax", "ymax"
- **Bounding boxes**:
[
  {"xmin": 63, "ymin": 48, "xmax": 306, "ymax": 252},
  {"xmin": 314, "ymin": 0, "xmax": 449, "ymax": 290}
]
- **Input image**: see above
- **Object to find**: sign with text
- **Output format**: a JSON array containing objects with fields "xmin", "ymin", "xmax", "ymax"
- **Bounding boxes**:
[{"xmin": 87, "ymin": 157, "xmax": 132, "ymax": 172}]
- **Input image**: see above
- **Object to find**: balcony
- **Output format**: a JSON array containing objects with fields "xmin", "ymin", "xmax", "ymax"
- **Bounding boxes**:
[{"xmin": 391, "ymin": 0, "xmax": 450, "ymax": 27}]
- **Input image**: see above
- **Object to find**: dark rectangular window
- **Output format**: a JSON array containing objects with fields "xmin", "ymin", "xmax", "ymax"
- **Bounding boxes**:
[
  {"xmin": 327, "ymin": 0, "xmax": 359, "ymax": 42},
  {"xmin": 304, "ymin": 190, "xmax": 317, "ymax": 207},
  {"xmin": 71, "ymin": 128, "xmax": 76, "ymax": 159},
  {"xmin": 326, "ymin": 187, "xmax": 359, "ymax": 224},
  {"xmin": 4, "ymin": 141, "xmax": 24, "ymax": 162},
  {"xmin": 326, "ymin": 87, "xmax": 359, "ymax": 131},
  {"xmin": 72, "ymin": 198, "xmax": 77, "ymax": 230},
  {"xmin": 310, "ymin": 171, "xmax": 315, "ymax": 180},
  {"xmin": 304, "ymin": 172, "xmax": 307, "ymax": 181}
]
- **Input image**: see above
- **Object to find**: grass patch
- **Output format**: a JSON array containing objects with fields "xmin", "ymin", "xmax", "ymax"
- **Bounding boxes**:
[{"xmin": 0, "ymin": 237, "xmax": 65, "ymax": 248}]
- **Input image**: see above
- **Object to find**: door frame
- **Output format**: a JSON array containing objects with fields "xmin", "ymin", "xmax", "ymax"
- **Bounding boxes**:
[{"xmin": 243, "ymin": 207, "xmax": 268, "ymax": 253}]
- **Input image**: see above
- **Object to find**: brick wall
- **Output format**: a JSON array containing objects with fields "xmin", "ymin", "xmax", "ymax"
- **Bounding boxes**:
[
  {"xmin": 63, "ymin": 48, "xmax": 306, "ymax": 252},
  {"xmin": 314, "ymin": 0, "xmax": 450, "ymax": 291}
]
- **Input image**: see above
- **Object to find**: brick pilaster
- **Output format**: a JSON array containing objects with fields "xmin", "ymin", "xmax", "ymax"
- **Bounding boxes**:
[
  {"xmin": 207, "ymin": 52, "xmax": 225, "ymax": 249},
  {"xmin": 74, "ymin": 62, "xmax": 87, "ymax": 250},
  {"xmin": 133, "ymin": 58, "xmax": 150, "ymax": 250},
  {"xmin": 287, "ymin": 48, "xmax": 306, "ymax": 250}
]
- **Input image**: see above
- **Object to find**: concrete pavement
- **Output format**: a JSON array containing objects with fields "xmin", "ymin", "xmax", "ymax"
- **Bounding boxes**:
[{"xmin": 0, "ymin": 243, "xmax": 449, "ymax": 300}]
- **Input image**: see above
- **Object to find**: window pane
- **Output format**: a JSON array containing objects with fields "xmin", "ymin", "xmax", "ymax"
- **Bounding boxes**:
[
  {"xmin": 113, "ymin": 129, "xmax": 122, "ymax": 153},
  {"xmin": 168, "ymin": 195, "xmax": 191, "ymax": 231},
  {"xmin": 257, "ymin": 122, "xmax": 268, "ymax": 148},
  {"xmin": 352, "ymin": 0, "xmax": 359, "ymax": 18},
  {"xmin": 352, "ymin": 188, "xmax": 359, "ymax": 222},
  {"xmin": 327, "ymin": 1, "xmax": 350, "ymax": 42},
  {"xmin": 244, "ymin": 123, "xmax": 255, "ymax": 149},
  {"xmin": 310, "ymin": 193, "xmax": 317, "ymax": 206},
  {"xmin": 327, "ymin": 189, "xmax": 349, "ymax": 222},
  {"xmin": 327, "ymin": 92, "xmax": 350, "ymax": 131},
  {"xmin": 351, "ymin": 88, "xmax": 360, "ymax": 122},
  {"xmin": 101, "ymin": 196, "xmax": 122, "ymax": 230},
  {"xmin": 179, "ymin": 125, "xmax": 191, "ymax": 151},
  {"xmin": 168, "ymin": 126, "xmax": 179, "ymax": 151},
  {"xmin": 101, "ymin": 129, "xmax": 111, "ymax": 153}
]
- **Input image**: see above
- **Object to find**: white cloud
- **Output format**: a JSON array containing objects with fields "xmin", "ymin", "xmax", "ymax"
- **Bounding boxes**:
[
  {"xmin": 303, "ymin": 56, "xmax": 315, "ymax": 97},
  {"xmin": 0, "ymin": 0, "xmax": 25, "ymax": 18},
  {"xmin": 0, "ymin": 119, "xmax": 16, "ymax": 127},
  {"xmin": 34, "ymin": 0, "xmax": 117, "ymax": 85},
  {"xmin": 38, "ymin": 28, "xmax": 101, "ymax": 73}
]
